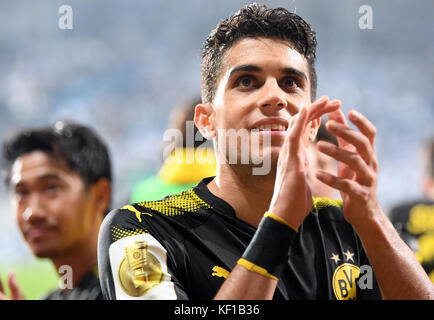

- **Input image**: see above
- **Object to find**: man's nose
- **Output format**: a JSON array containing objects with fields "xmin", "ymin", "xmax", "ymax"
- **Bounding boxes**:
[
  {"xmin": 257, "ymin": 79, "xmax": 288, "ymax": 112},
  {"xmin": 23, "ymin": 194, "xmax": 46, "ymax": 222}
]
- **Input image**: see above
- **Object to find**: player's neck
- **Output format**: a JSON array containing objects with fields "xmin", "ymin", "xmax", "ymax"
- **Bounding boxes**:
[
  {"xmin": 50, "ymin": 234, "xmax": 98, "ymax": 289},
  {"xmin": 208, "ymin": 163, "xmax": 276, "ymax": 227}
]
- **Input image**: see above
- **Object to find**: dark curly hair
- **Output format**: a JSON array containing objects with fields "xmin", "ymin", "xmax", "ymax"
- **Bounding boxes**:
[
  {"xmin": 2, "ymin": 121, "xmax": 112, "ymax": 188},
  {"xmin": 2, "ymin": 121, "xmax": 113, "ymax": 215},
  {"xmin": 201, "ymin": 3, "xmax": 317, "ymax": 103}
]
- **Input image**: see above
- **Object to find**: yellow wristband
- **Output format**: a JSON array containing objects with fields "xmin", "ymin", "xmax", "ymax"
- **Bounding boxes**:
[{"xmin": 264, "ymin": 212, "xmax": 298, "ymax": 232}]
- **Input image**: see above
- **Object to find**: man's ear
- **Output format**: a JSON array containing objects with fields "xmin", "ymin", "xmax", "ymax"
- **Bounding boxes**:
[
  {"xmin": 194, "ymin": 103, "xmax": 216, "ymax": 139},
  {"xmin": 422, "ymin": 176, "xmax": 434, "ymax": 200},
  {"xmin": 307, "ymin": 116, "xmax": 321, "ymax": 142},
  {"xmin": 91, "ymin": 178, "xmax": 111, "ymax": 218}
]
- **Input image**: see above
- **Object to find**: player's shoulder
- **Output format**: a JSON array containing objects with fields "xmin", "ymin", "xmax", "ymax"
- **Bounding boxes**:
[
  {"xmin": 101, "ymin": 187, "xmax": 212, "ymax": 234},
  {"xmin": 136, "ymin": 186, "xmax": 213, "ymax": 218}
]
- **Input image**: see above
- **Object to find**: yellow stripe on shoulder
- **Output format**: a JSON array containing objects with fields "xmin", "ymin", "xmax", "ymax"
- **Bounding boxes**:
[
  {"xmin": 137, "ymin": 188, "xmax": 211, "ymax": 217},
  {"xmin": 312, "ymin": 197, "xmax": 343, "ymax": 210}
]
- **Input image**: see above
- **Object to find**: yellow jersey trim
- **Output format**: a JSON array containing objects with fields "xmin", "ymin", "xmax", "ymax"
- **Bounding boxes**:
[
  {"xmin": 264, "ymin": 212, "xmax": 298, "ymax": 232},
  {"xmin": 312, "ymin": 197, "xmax": 343, "ymax": 210},
  {"xmin": 138, "ymin": 188, "xmax": 211, "ymax": 217}
]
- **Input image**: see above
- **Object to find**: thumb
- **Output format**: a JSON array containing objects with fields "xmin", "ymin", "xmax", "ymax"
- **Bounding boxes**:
[
  {"xmin": 0, "ymin": 276, "xmax": 8, "ymax": 300},
  {"xmin": 8, "ymin": 271, "xmax": 25, "ymax": 300}
]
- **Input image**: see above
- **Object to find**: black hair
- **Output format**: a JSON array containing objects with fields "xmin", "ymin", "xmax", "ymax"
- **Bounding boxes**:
[
  {"xmin": 2, "ymin": 121, "xmax": 112, "ymax": 189},
  {"xmin": 201, "ymin": 3, "xmax": 317, "ymax": 103}
]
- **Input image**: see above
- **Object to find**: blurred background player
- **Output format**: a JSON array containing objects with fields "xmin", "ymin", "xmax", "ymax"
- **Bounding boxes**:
[
  {"xmin": 0, "ymin": 121, "xmax": 112, "ymax": 299},
  {"xmin": 306, "ymin": 121, "xmax": 339, "ymax": 199},
  {"xmin": 130, "ymin": 96, "xmax": 216, "ymax": 202},
  {"xmin": 389, "ymin": 137, "xmax": 434, "ymax": 282}
]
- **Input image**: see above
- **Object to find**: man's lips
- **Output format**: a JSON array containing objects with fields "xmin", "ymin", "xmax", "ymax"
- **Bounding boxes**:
[
  {"xmin": 251, "ymin": 129, "xmax": 287, "ymax": 137},
  {"xmin": 25, "ymin": 226, "xmax": 54, "ymax": 241},
  {"xmin": 250, "ymin": 118, "xmax": 289, "ymax": 134}
]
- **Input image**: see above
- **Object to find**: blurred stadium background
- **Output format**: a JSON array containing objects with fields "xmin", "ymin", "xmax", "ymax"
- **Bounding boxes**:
[{"xmin": 0, "ymin": 0, "xmax": 433, "ymax": 299}]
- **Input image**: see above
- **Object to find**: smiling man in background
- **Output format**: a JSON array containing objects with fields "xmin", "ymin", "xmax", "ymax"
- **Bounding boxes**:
[{"xmin": 0, "ymin": 121, "xmax": 111, "ymax": 300}]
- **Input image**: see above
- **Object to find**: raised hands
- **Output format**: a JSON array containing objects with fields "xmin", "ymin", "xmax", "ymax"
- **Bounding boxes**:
[
  {"xmin": 316, "ymin": 108, "xmax": 434, "ymax": 299},
  {"xmin": 315, "ymin": 108, "xmax": 382, "ymax": 229},
  {"xmin": 0, "ymin": 271, "xmax": 25, "ymax": 300},
  {"xmin": 268, "ymin": 96, "xmax": 341, "ymax": 229}
]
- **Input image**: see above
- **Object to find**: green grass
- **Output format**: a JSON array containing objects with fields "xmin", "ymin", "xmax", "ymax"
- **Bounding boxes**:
[{"xmin": 0, "ymin": 258, "xmax": 58, "ymax": 300}]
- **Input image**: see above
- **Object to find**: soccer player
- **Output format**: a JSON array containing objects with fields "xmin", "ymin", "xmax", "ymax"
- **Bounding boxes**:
[
  {"xmin": 389, "ymin": 137, "xmax": 434, "ymax": 282},
  {"xmin": 0, "ymin": 121, "xmax": 112, "ymax": 300},
  {"xmin": 98, "ymin": 4, "xmax": 434, "ymax": 299}
]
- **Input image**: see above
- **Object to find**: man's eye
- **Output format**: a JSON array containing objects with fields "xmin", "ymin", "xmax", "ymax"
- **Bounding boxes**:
[
  {"xmin": 237, "ymin": 76, "xmax": 254, "ymax": 88},
  {"xmin": 15, "ymin": 189, "xmax": 28, "ymax": 199},
  {"xmin": 283, "ymin": 77, "xmax": 298, "ymax": 88},
  {"xmin": 45, "ymin": 184, "xmax": 60, "ymax": 193}
]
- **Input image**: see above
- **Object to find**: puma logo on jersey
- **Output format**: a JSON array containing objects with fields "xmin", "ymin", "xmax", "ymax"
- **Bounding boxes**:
[
  {"xmin": 121, "ymin": 205, "xmax": 152, "ymax": 222},
  {"xmin": 212, "ymin": 266, "xmax": 229, "ymax": 279}
]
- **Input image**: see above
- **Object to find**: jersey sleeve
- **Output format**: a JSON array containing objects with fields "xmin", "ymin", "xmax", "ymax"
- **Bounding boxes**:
[{"xmin": 97, "ymin": 207, "xmax": 189, "ymax": 300}]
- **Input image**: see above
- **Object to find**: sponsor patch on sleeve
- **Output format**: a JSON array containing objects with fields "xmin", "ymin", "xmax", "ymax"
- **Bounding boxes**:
[{"xmin": 109, "ymin": 233, "xmax": 177, "ymax": 299}]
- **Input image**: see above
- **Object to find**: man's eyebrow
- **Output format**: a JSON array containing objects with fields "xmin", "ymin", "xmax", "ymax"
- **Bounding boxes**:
[
  {"xmin": 37, "ymin": 173, "xmax": 62, "ymax": 181},
  {"xmin": 279, "ymin": 67, "xmax": 308, "ymax": 81},
  {"xmin": 228, "ymin": 65, "xmax": 308, "ymax": 82},
  {"xmin": 12, "ymin": 173, "xmax": 62, "ymax": 189},
  {"xmin": 228, "ymin": 64, "xmax": 263, "ymax": 78}
]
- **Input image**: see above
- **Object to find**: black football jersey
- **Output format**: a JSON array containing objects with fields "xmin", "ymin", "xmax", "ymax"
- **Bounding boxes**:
[
  {"xmin": 98, "ymin": 177, "xmax": 381, "ymax": 300},
  {"xmin": 43, "ymin": 266, "xmax": 103, "ymax": 300}
]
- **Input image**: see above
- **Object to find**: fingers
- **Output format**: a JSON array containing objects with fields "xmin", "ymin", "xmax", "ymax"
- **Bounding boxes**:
[
  {"xmin": 8, "ymin": 272, "xmax": 24, "ymax": 300},
  {"xmin": 0, "ymin": 274, "xmax": 3, "ymax": 293},
  {"xmin": 287, "ymin": 96, "xmax": 341, "ymax": 154},
  {"xmin": 327, "ymin": 108, "xmax": 349, "ymax": 127},
  {"xmin": 317, "ymin": 108, "xmax": 379, "ymax": 198},
  {"xmin": 325, "ymin": 120, "xmax": 375, "ymax": 166},
  {"xmin": 315, "ymin": 170, "xmax": 368, "ymax": 199},
  {"xmin": 317, "ymin": 141, "xmax": 376, "ymax": 185},
  {"xmin": 288, "ymin": 105, "xmax": 308, "ymax": 156},
  {"xmin": 348, "ymin": 110, "xmax": 377, "ymax": 148},
  {"xmin": 307, "ymin": 97, "xmax": 341, "ymax": 123},
  {"xmin": 0, "ymin": 275, "xmax": 7, "ymax": 300}
]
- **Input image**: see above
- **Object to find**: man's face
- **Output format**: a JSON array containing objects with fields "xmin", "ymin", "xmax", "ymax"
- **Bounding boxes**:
[
  {"xmin": 210, "ymin": 37, "xmax": 314, "ymax": 167},
  {"xmin": 10, "ymin": 151, "xmax": 97, "ymax": 258}
]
